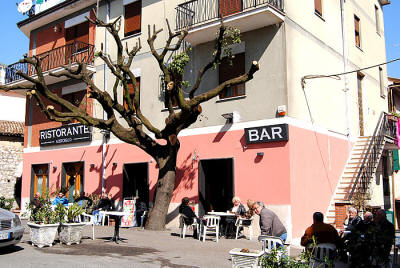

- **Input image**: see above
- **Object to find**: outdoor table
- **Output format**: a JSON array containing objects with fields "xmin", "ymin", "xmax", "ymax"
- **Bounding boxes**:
[
  {"xmin": 229, "ymin": 248, "xmax": 264, "ymax": 268},
  {"xmin": 207, "ymin": 211, "xmax": 237, "ymax": 237},
  {"xmin": 100, "ymin": 211, "xmax": 129, "ymax": 243}
]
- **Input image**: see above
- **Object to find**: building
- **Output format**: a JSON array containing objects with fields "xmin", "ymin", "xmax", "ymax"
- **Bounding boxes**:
[{"xmin": 5, "ymin": 0, "xmax": 395, "ymax": 242}]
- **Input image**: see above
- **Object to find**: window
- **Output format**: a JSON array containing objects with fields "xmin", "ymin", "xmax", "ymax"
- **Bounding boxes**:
[
  {"xmin": 375, "ymin": 5, "xmax": 380, "ymax": 34},
  {"xmin": 124, "ymin": 78, "xmax": 140, "ymax": 111},
  {"xmin": 31, "ymin": 164, "xmax": 49, "ymax": 199},
  {"xmin": 62, "ymin": 89, "xmax": 87, "ymax": 124},
  {"xmin": 63, "ymin": 162, "xmax": 83, "ymax": 202},
  {"xmin": 124, "ymin": 0, "xmax": 141, "ymax": 37},
  {"xmin": 219, "ymin": 53, "xmax": 245, "ymax": 100},
  {"xmin": 314, "ymin": 0, "xmax": 322, "ymax": 17},
  {"xmin": 379, "ymin": 67, "xmax": 385, "ymax": 97},
  {"xmin": 65, "ymin": 21, "xmax": 89, "ymax": 64},
  {"xmin": 354, "ymin": 15, "xmax": 361, "ymax": 48}
]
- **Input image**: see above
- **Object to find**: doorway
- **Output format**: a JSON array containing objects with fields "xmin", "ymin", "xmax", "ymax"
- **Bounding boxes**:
[
  {"xmin": 62, "ymin": 162, "xmax": 84, "ymax": 202},
  {"xmin": 123, "ymin": 163, "xmax": 149, "ymax": 205},
  {"xmin": 198, "ymin": 158, "xmax": 234, "ymax": 216}
]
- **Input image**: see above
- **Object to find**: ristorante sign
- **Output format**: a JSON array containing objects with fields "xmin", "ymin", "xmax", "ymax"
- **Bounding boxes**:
[
  {"xmin": 40, "ymin": 123, "xmax": 92, "ymax": 146},
  {"xmin": 244, "ymin": 124, "xmax": 289, "ymax": 144}
]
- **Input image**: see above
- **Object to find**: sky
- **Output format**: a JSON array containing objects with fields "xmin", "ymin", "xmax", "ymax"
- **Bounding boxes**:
[{"xmin": 0, "ymin": 1, "xmax": 399, "ymax": 76}]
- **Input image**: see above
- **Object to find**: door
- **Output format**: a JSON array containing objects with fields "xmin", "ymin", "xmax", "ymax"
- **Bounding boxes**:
[
  {"xmin": 62, "ymin": 162, "xmax": 84, "ymax": 202},
  {"xmin": 123, "ymin": 163, "xmax": 149, "ymax": 205},
  {"xmin": 32, "ymin": 164, "xmax": 49, "ymax": 199},
  {"xmin": 198, "ymin": 158, "xmax": 234, "ymax": 216}
]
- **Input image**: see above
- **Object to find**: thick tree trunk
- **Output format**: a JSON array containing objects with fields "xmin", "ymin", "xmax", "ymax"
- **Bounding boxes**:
[{"xmin": 145, "ymin": 149, "xmax": 177, "ymax": 230}]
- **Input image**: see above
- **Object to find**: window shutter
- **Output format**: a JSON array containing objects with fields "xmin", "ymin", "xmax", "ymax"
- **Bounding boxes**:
[
  {"xmin": 124, "ymin": 1, "xmax": 142, "ymax": 37},
  {"xmin": 314, "ymin": 0, "xmax": 322, "ymax": 16},
  {"xmin": 354, "ymin": 17, "xmax": 360, "ymax": 32},
  {"xmin": 219, "ymin": 0, "xmax": 242, "ymax": 17},
  {"xmin": 393, "ymin": 150, "xmax": 399, "ymax": 171}
]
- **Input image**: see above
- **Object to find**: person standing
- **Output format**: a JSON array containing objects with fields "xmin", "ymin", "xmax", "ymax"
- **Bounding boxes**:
[{"xmin": 253, "ymin": 201, "xmax": 287, "ymax": 242}]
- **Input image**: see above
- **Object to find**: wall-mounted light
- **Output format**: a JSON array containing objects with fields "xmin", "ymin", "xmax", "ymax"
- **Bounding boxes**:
[
  {"xmin": 53, "ymin": 166, "xmax": 57, "ymax": 172},
  {"xmin": 53, "ymin": 24, "xmax": 62, "ymax": 33},
  {"xmin": 113, "ymin": 162, "xmax": 118, "ymax": 167},
  {"xmin": 221, "ymin": 112, "xmax": 233, "ymax": 124},
  {"xmin": 90, "ymin": 164, "xmax": 95, "ymax": 169},
  {"xmin": 192, "ymin": 150, "xmax": 199, "ymax": 161},
  {"xmin": 257, "ymin": 152, "xmax": 264, "ymax": 156},
  {"xmin": 277, "ymin": 105, "xmax": 287, "ymax": 117}
]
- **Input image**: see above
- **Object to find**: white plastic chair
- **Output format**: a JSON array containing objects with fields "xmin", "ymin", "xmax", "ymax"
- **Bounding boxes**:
[
  {"xmin": 235, "ymin": 217, "xmax": 253, "ymax": 240},
  {"xmin": 258, "ymin": 235, "xmax": 287, "ymax": 256},
  {"xmin": 200, "ymin": 215, "xmax": 220, "ymax": 242},
  {"xmin": 82, "ymin": 212, "xmax": 95, "ymax": 240},
  {"xmin": 179, "ymin": 214, "xmax": 199, "ymax": 239},
  {"xmin": 309, "ymin": 243, "xmax": 336, "ymax": 267}
]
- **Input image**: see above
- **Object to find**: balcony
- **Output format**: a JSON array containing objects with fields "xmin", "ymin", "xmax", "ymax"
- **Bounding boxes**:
[
  {"xmin": 176, "ymin": 0, "xmax": 285, "ymax": 45},
  {"xmin": 5, "ymin": 41, "xmax": 95, "ymax": 86}
]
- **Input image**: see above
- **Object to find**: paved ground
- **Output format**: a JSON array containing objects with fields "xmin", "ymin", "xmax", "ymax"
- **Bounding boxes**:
[
  {"xmin": 2, "ymin": 222, "xmax": 399, "ymax": 267},
  {"xmin": 0, "ymin": 221, "xmax": 264, "ymax": 268}
]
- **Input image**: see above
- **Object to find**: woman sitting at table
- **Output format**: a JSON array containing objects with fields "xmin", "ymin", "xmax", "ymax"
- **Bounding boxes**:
[
  {"xmin": 179, "ymin": 197, "xmax": 199, "ymax": 239},
  {"xmin": 225, "ymin": 196, "xmax": 246, "ymax": 238}
]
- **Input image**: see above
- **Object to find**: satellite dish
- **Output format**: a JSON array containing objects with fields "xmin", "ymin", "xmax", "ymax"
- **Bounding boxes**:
[{"xmin": 17, "ymin": 0, "xmax": 33, "ymax": 14}]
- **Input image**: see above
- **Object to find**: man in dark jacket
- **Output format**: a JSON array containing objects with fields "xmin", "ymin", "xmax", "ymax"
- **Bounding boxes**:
[
  {"xmin": 92, "ymin": 193, "xmax": 112, "ymax": 225},
  {"xmin": 374, "ymin": 209, "xmax": 395, "ymax": 265},
  {"xmin": 179, "ymin": 197, "xmax": 198, "ymax": 239},
  {"xmin": 253, "ymin": 201, "xmax": 287, "ymax": 241}
]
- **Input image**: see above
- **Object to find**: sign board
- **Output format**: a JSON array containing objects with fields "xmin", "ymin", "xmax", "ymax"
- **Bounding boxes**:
[
  {"xmin": 121, "ymin": 199, "xmax": 135, "ymax": 227},
  {"xmin": 39, "ymin": 123, "xmax": 92, "ymax": 146},
  {"xmin": 35, "ymin": 0, "xmax": 66, "ymax": 15},
  {"xmin": 17, "ymin": 0, "xmax": 33, "ymax": 14},
  {"xmin": 244, "ymin": 124, "xmax": 289, "ymax": 144}
]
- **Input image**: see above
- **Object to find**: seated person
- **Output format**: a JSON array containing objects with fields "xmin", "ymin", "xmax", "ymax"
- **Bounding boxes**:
[
  {"xmin": 301, "ymin": 212, "xmax": 340, "ymax": 248},
  {"xmin": 344, "ymin": 207, "xmax": 362, "ymax": 232},
  {"xmin": 92, "ymin": 192, "xmax": 113, "ymax": 225},
  {"xmin": 225, "ymin": 196, "xmax": 246, "ymax": 238},
  {"xmin": 74, "ymin": 191, "xmax": 93, "ymax": 210},
  {"xmin": 135, "ymin": 197, "xmax": 148, "ymax": 226},
  {"xmin": 253, "ymin": 201, "xmax": 287, "ymax": 242},
  {"xmin": 241, "ymin": 199, "xmax": 255, "ymax": 225},
  {"xmin": 178, "ymin": 197, "xmax": 199, "ymax": 239},
  {"xmin": 52, "ymin": 192, "xmax": 69, "ymax": 206}
]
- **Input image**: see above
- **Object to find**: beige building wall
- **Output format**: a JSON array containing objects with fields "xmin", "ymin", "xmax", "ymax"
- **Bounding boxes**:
[{"xmin": 285, "ymin": 0, "xmax": 388, "ymax": 138}]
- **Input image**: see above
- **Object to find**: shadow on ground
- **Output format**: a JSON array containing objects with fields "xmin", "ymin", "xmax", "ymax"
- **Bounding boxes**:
[{"xmin": 0, "ymin": 245, "xmax": 24, "ymax": 255}]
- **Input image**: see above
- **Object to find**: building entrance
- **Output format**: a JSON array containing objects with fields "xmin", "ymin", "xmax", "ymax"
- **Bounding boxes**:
[
  {"xmin": 123, "ymin": 163, "xmax": 149, "ymax": 205},
  {"xmin": 198, "ymin": 158, "xmax": 234, "ymax": 216}
]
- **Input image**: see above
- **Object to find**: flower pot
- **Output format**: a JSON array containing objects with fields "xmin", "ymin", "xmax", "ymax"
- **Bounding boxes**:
[
  {"xmin": 59, "ymin": 222, "xmax": 86, "ymax": 245},
  {"xmin": 27, "ymin": 222, "xmax": 59, "ymax": 248}
]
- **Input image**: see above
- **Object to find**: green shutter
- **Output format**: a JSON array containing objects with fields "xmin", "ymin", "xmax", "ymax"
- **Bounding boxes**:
[
  {"xmin": 36, "ymin": 0, "xmax": 43, "ymax": 4},
  {"xmin": 393, "ymin": 150, "xmax": 399, "ymax": 171}
]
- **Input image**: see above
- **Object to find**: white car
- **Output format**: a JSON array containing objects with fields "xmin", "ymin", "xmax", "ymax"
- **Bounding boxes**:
[{"xmin": 0, "ymin": 208, "xmax": 24, "ymax": 248}]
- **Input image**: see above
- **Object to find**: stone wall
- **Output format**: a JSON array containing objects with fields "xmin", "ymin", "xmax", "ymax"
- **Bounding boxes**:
[{"xmin": 0, "ymin": 140, "xmax": 23, "ymax": 200}]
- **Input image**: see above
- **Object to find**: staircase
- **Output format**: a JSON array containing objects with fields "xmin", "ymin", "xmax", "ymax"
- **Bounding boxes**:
[{"xmin": 325, "ymin": 112, "xmax": 397, "ymax": 226}]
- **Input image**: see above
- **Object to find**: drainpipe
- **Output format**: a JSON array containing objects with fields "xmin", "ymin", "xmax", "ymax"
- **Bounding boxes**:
[
  {"xmin": 101, "ymin": 0, "xmax": 110, "ymax": 193},
  {"xmin": 340, "ymin": 0, "xmax": 352, "ymax": 155}
]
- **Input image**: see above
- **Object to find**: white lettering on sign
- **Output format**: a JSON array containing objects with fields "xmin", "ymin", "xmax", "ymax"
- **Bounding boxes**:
[
  {"xmin": 271, "ymin": 127, "xmax": 283, "ymax": 139},
  {"xmin": 244, "ymin": 124, "xmax": 289, "ymax": 144},
  {"xmin": 248, "ymin": 129, "xmax": 259, "ymax": 142}
]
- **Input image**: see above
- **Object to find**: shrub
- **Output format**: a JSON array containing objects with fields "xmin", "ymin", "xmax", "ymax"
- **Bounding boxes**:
[{"xmin": 0, "ymin": 196, "xmax": 14, "ymax": 210}]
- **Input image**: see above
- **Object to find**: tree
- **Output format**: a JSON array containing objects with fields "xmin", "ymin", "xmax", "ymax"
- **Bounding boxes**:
[{"xmin": 0, "ymin": 16, "xmax": 259, "ymax": 230}]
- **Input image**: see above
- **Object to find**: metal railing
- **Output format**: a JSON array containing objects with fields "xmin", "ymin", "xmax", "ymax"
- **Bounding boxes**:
[
  {"xmin": 176, "ymin": 0, "xmax": 284, "ymax": 30},
  {"xmin": 5, "ymin": 41, "xmax": 95, "ymax": 84},
  {"xmin": 348, "ymin": 112, "xmax": 397, "ymax": 200}
]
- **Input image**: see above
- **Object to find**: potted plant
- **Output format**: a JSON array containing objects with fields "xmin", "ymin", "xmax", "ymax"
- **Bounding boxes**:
[
  {"xmin": 58, "ymin": 203, "xmax": 86, "ymax": 245},
  {"xmin": 25, "ymin": 196, "xmax": 59, "ymax": 248}
]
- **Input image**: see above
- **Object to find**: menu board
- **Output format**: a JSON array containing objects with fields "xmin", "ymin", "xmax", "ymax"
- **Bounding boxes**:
[{"xmin": 121, "ymin": 199, "xmax": 135, "ymax": 227}]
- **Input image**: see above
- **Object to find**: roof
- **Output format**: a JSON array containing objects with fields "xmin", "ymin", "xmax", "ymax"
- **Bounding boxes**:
[{"xmin": 0, "ymin": 121, "xmax": 24, "ymax": 136}]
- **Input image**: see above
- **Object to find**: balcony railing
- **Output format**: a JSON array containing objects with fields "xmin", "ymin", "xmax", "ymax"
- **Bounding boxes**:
[
  {"xmin": 176, "ymin": 0, "xmax": 284, "ymax": 30},
  {"xmin": 5, "ymin": 41, "xmax": 95, "ymax": 84}
]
